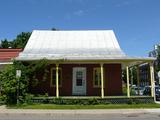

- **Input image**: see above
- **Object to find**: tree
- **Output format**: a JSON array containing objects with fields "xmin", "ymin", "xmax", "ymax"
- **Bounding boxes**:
[
  {"xmin": 51, "ymin": 27, "xmax": 58, "ymax": 31},
  {"xmin": 155, "ymin": 45, "xmax": 160, "ymax": 72},
  {"xmin": 12, "ymin": 32, "xmax": 31, "ymax": 48},
  {"xmin": 0, "ymin": 62, "xmax": 29, "ymax": 104},
  {"xmin": 122, "ymin": 66, "xmax": 137, "ymax": 85},
  {"xmin": 1, "ymin": 39, "xmax": 10, "ymax": 48}
]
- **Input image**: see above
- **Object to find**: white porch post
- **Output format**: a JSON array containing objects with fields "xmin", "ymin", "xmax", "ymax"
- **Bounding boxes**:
[
  {"xmin": 100, "ymin": 63, "xmax": 104, "ymax": 98},
  {"xmin": 56, "ymin": 64, "xmax": 59, "ymax": 98},
  {"xmin": 150, "ymin": 62, "xmax": 155, "ymax": 97},
  {"xmin": 126, "ymin": 65, "xmax": 130, "ymax": 97}
]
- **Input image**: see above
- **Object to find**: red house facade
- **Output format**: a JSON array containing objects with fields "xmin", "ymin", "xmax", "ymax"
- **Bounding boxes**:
[{"xmin": 16, "ymin": 30, "xmax": 155, "ymax": 98}]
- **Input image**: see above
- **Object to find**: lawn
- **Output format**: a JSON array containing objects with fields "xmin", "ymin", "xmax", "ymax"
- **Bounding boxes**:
[{"xmin": 8, "ymin": 103, "xmax": 160, "ymax": 109}]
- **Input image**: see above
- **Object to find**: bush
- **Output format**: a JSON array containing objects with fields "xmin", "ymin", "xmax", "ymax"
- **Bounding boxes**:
[
  {"xmin": 0, "ymin": 59, "xmax": 49, "ymax": 104},
  {"xmin": 0, "ymin": 62, "xmax": 29, "ymax": 104},
  {"xmin": 24, "ymin": 94, "xmax": 34, "ymax": 104},
  {"xmin": 30, "ymin": 97, "xmax": 102, "ymax": 105}
]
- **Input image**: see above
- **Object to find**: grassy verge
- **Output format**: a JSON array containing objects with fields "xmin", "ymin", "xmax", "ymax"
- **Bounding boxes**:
[{"xmin": 7, "ymin": 103, "xmax": 160, "ymax": 109}]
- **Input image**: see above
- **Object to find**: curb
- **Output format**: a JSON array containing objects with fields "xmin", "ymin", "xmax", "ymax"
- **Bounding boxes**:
[{"xmin": 0, "ymin": 109, "xmax": 160, "ymax": 115}]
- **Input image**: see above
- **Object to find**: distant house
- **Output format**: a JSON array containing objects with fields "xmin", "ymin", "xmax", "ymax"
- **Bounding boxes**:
[
  {"xmin": 139, "ymin": 44, "xmax": 160, "ymax": 86},
  {"xmin": 16, "ymin": 30, "xmax": 155, "ymax": 98},
  {"xmin": 0, "ymin": 49, "xmax": 22, "ymax": 70}
]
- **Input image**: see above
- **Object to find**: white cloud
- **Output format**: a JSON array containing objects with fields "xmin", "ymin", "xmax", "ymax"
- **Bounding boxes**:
[
  {"xmin": 73, "ymin": 10, "xmax": 84, "ymax": 16},
  {"xmin": 114, "ymin": 0, "xmax": 131, "ymax": 7}
]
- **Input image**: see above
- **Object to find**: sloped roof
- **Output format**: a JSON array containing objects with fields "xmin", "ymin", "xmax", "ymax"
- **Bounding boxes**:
[
  {"xmin": 17, "ymin": 30, "xmax": 130, "ymax": 60},
  {"xmin": 0, "ymin": 49, "xmax": 22, "ymax": 63},
  {"xmin": 16, "ymin": 30, "xmax": 155, "ymax": 62}
]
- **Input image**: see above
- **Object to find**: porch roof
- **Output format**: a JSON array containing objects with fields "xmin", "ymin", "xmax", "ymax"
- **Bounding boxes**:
[{"xmin": 16, "ymin": 30, "xmax": 155, "ymax": 63}]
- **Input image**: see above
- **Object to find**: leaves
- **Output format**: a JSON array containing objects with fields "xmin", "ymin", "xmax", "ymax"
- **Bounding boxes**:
[{"xmin": 0, "ymin": 32, "xmax": 31, "ymax": 48}]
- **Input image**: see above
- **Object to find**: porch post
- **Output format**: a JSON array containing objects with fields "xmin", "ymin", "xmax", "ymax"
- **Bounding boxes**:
[
  {"xmin": 100, "ymin": 63, "xmax": 104, "ymax": 98},
  {"xmin": 136, "ymin": 65, "xmax": 140, "ymax": 95},
  {"xmin": 126, "ymin": 65, "xmax": 130, "ymax": 97},
  {"xmin": 56, "ymin": 64, "xmax": 59, "ymax": 98},
  {"xmin": 150, "ymin": 62, "xmax": 155, "ymax": 97}
]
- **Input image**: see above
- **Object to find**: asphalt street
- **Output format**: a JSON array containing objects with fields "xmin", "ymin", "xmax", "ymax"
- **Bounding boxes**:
[
  {"xmin": 0, "ymin": 113, "xmax": 160, "ymax": 120},
  {"xmin": 1, "ymin": 107, "xmax": 160, "ymax": 120}
]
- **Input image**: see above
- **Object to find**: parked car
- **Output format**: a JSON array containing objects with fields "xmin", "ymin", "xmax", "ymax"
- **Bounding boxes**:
[
  {"xmin": 143, "ymin": 86, "xmax": 160, "ymax": 101},
  {"xmin": 131, "ymin": 86, "xmax": 145, "ymax": 95},
  {"xmin": 134, "ymin": 87, "xmax": 145, "ymax": 95}
]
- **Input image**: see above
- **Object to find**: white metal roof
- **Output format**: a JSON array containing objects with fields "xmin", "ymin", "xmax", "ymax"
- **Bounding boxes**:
[{"xmin": 16, "ymin": 30, "xmax": 155, "ymax": 62}]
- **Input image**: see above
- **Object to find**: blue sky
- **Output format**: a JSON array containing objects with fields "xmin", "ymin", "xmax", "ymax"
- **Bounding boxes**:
[{"xmin": 0, "ymin": 0, "xmax": 160, "ymax": 57}]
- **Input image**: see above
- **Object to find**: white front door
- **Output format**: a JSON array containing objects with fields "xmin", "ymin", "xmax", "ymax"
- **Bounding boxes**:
[{"xmin": 72, "ymin": 67, "xmax": 86, "ymax": 95}]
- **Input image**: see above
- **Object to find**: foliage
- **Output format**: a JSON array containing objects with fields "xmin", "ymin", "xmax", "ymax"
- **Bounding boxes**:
[
  {"xmin": 0, "ymin": 39, "xmax": 11, "ymax": 48},
  {"xmin": 25, "ymin": 59, "xmax": 49, "ymax": 87},
  {"xmin": 29, "ymin": 97, "xmax": 108, "ymax": 105},
  {"xmin": 51, "ymin": 27, "xmax": 59, "ymax": 31},
  {"xmin": 0, "ymin": 32, "xmax": 31, "ymax": 48},
  {"xmin": 122, "ymin": 66, "xmax": 137, "ymax": 85},
  {"xmin": 12, "ymin": 32, "xmax": 31, "ymax": 48},
  {"xmin": 155, "ymin": 45, "xmax": 160, "ymax": 72},
  {"xmin": 0, "ymin": 59, "xmax": 49, "ymax": 104},
  {"xmin": 0, "ymin": 63, "xmax": 29, "ymax": 104}
]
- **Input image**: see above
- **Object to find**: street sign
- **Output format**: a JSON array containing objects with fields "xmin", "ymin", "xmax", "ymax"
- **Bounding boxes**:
[{"xmin": 16, "ymin": 70, "xmax": 21, "ymax": 78}]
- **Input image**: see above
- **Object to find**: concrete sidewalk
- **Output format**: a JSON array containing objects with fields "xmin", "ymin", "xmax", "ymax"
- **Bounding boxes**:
[{"xmin": 0, "ymin": 106, "xmax": 160, "ymax": 115}]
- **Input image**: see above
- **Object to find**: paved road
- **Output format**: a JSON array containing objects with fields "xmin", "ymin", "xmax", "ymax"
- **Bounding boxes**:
[
  {"xmin": 0, "ymin": 113, "xmax": 160, "ymax": 120},
  {"xmin": 0, "ymin": 107, "xmax": 160, "ymax": 120}
]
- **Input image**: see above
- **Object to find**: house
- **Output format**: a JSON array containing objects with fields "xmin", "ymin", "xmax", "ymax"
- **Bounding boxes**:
[
  {"xmin": 16, "ymin": 30, "xmax": 155, "ymax": 98},
  {"xmin": 0, "ymin": 49, "xmax": 22, "ymax": 70},
  {"xmin": 149, "ymin": 44, "xmax": 160, "ymax": 85}
]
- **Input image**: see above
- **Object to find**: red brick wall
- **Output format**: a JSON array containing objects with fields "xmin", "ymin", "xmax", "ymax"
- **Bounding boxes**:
[{"xmin": 29, "ymin": 64, "xmax": 122, "ymax": 96}]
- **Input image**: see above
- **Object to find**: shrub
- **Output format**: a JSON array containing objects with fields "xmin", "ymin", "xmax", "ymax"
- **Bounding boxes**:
[
  {"xmin": 0, "ymin": 59, "xmax": 49, "ymax": 104},
  {"xmin": 0, "ymin": 64, "xmax": 28, "ymax": 104}
]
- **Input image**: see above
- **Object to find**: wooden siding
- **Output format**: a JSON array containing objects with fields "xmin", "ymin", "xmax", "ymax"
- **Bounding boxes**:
[{"xmin": 29, "ymin": 64, "xmax": 122, "ymax": 96}]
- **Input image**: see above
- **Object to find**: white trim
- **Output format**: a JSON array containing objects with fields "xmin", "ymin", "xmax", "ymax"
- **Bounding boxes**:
[{"xmin": 0, "ymin": 62, "xmax": 13, "ymax": 65}]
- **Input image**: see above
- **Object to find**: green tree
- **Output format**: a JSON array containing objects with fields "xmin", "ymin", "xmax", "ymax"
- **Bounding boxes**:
[
  {"xmin": 51, "ymin": 27, "xmax": 58, "ymax": 31},
  {"xmin": 0, "ymin": 62, "xmax": 29, "ymax": 104},
  {"xmin": 0, "ymin": 59, "xmax": 49, "ymax": 104},
  {"xmin": 12, "ymin": 32, "xmax": 31, "ymax": 48},
  {"xmin": 122, "ymin": 66, "xmax": 138, "ymax": 85},
  {"xmin": 155, "ymin": 45, "xmax": 160, "ymax": 72},
  {"xmin": 1, "ymin": 39, "xmax": 10, "ymax": 48}
]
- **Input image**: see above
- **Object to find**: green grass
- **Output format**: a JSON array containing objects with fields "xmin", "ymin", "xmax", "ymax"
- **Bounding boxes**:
[{"xmin": 7, "ymin": 103, "xmax": 160, "ymax": 109}]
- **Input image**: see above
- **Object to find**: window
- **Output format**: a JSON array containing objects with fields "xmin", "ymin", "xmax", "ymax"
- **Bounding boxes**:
[
  {"xmin": 76, "ymin": 71, "xmax": 83, "ymax": 86},
  {"xmin": 50, "ymin": 68, "xmax": 62, "ymax": 87},
  {"xmin": 93, "ymin": 68, "xmax": 104, "ymax": 87}
]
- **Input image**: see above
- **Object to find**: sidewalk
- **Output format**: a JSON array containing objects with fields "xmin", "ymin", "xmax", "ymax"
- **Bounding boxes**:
[{"xmin": 0, "ymin": 105, "xmax": 160, "ymax": 115}]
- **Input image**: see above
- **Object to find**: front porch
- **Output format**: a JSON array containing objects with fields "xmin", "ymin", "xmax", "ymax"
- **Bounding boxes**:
[{"xmin": 29, "ymin": 58, "xmax": 156, "ymax": 99}]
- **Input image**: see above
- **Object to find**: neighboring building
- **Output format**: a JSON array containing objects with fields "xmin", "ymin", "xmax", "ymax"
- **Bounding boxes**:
[
  {"xmin": 16, "ymin": 30, "xmax": 155, "ymax": 97},
  {"xmin": 149, "ymin": 44, "xmax": 160, "ymax": 58},
  {"xmin": 139, "ymin": 44, "xmax": 160, "ymax": 86},
  {"xmin": 0, "ymin": 49, "xmax": 22, "ymax": 70},
  {"xmin": 149, "ymin": 44, "xmax": 160, "ymax": 85}
]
